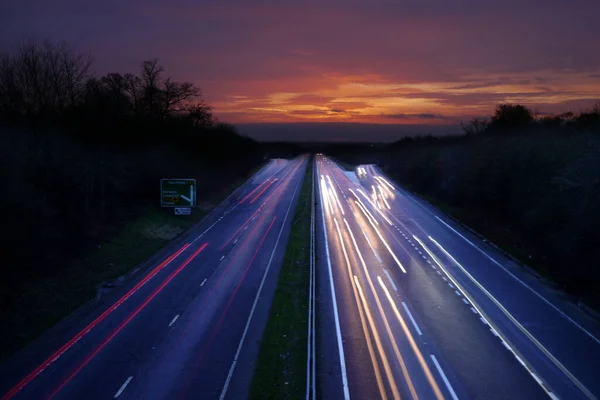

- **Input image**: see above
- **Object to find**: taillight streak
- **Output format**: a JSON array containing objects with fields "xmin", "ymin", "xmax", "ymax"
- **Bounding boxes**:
[
  {"xmin": 1, "ymin": 243, "xmax": 190, "ymax": 400},
  {"xmin": 179, "ymin": 217, "xmax": 276, "ymax": 399},
  {"xmin": 47, "ymin": 243, "xmax": 208, "ymax": 399}
]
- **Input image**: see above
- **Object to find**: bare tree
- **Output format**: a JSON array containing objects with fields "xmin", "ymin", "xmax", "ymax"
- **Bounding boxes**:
[
  {"xmin": 183, "ymin": 103, "xmax": 214, "ymax": 127},
  {"xmin": 461, "ymin": 117, "xmax": 489, "ymax": 135},
  {"xmin": 0, "ymin": 39, "xmax": 92, "ymax": 117},
  {"xmin": 139, "ymin": 59, "xmax": 163, "ymax": 117}
]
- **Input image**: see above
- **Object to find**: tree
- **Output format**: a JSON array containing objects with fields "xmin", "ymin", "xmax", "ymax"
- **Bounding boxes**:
[
  {"xmin": 460, "ymin": 117, "xmax": 489, "ymax": 135},
  {"xmin": 0, "ymin": 39, "xmax": 92, "ymax": 118},
  {"xmin": 183, "ymin": 102, "xmax": 214, "ymax": 127},
  {"xmin": 489, "ymin": 103, "xmax": 533, "ymax": 131}
]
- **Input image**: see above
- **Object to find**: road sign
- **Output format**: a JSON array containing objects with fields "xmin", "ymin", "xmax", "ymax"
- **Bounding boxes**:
[
  {"xmin": 161, "ymin": 179, "xmax": 196, "ymax": 207},
  {"xmin": 174, "ymin": 207, "xmax": 191, "ymax": 215}
]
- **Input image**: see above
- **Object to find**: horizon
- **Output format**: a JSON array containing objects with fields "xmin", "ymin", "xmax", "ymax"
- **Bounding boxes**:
[
  {"xmin": 235, "ymin": 122, "xmax": 462, "ymax": 142},
  {"xmin": 2, "ymin": 0, "xmax": 600, "ymax": 140}
]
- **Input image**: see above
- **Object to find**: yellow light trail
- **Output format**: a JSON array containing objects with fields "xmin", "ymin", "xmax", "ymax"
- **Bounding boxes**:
[
  {"xmin": 332, "ymin": 218, "xmax": 390, "ymax": 399},
  {"xmin": 378, "ymin": 276, "xmax": 445, "ymax": 400},
  {"xmin": 343, "ymin": 217, "xmax": 418, "ymax": 399}
]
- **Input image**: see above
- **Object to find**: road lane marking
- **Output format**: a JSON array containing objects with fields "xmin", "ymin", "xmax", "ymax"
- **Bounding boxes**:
[
  {"xmin": 455, "ymin": 291, "xmax": 462, "ymax": 297},
  {"xmin": 316, "ymin": 196, "xmax": 351, "ymax": 399},
  {"xmin": 430, "ymin": 355, "xmax": 459, "ymax": 400},
  {"xmin": 114, "ymin": 376, "xmax": 133, "ymax": 398},
  {"xmin": 357, "ymin": 222, "xmax": 382, "ymax": 264},
  {"xmin": 220, "ymin": 163, "xmax": 307, "ymax": 400},
  {"xmin": 383, "ymin": 269, "xmax": 398, "ymax": 291},
  {"xmin": 168, "ymin": 314, "xmax": 180, "ymax": 327},
  {"xmin": 470, "ymin": 307, "xmax": 478, "ymax": 314},
  {"xmin": 479, "ymin": 317, "xmax": 488, "ymax": 325},
  {"xmin": 47, "ymin": 244, "xmax": 208, "ymax": 399},
  {"xmin": 200, "ymin": 278, "xmax": 207, "ymax": 287},
  {"xmin": 348, "ymin": 202, "xmax": 406, "ymax": 273},
  {"xmin": 0, "ymin": 243, "xmax": 191, "ymax": 400},
  {"xmin": 427, "ymin": 235, "xmax": 594, "ymax": 400},
  {"xmin": 434, "ymin": 215, "xmax": 600, "ymax": 345},
  {"xmin": 306, "ymin": 161, "xmax": 317, "ymax": 400},
  {"xmin": 401, "ymin": 302, "xmax": 423, "ymax": 336},
  {"xmin": 342, "ymin": 219, "xmax": 412, "ymax": 399},
  {"xmin": 352, "ymin": 275, "xmax": 396, "ymax": 400},
  {"xmin": 462, "ymin": 298, "xmax": 469, "ymax": 304},
  {"xmin": 376, "ymin": 277, "xmax": 443, "ymax": 400},
  {"xmin": 220, "ymin": 255, "xmax": 225, "ymax": 261}
]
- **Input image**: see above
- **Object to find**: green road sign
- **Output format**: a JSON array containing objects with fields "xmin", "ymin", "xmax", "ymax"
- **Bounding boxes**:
[{"xmin": 161, "ymin": 178, "xmax": 196, "ymax": 207}]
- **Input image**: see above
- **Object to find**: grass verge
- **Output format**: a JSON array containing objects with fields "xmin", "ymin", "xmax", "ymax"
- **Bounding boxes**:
[
  {"xmin": 250, "ymin": 159, "xmax": 312, "ymax": 400},
  {"xmin": 1, "ymin": 164, "xmax": 264, "ymax": 361}
]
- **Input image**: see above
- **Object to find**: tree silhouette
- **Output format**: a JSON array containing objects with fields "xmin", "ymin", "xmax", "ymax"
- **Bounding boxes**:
[{"xmin": 489, "ymin": 103, "xmax": 533, "ymax": 130}]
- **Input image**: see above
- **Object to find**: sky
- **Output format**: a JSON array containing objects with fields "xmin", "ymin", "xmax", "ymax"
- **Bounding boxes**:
[{"xmin": 1, "ymin": 0, "xmax": 600, "ymax": 141}]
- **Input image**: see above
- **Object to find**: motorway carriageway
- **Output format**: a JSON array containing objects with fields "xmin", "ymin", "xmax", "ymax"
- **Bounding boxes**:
[
  {"xmin": 315, "ymin": 154, "xmax": 600, "ymax": 400},
  {"xmin": 0, "ymin": 156, "xmax": 308, "ymax": 400}
]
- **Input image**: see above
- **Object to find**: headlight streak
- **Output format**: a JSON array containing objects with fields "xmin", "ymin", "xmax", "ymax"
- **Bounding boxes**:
[
  {"xmin": 376, "ymin": 175, "xmax": 396, "ymax": 191},
  {"xmin": 320, "ymin": 176, "xmax": 333, "ymax": 215},
  {"xmin": 350, "ymin": 202, "xmax": 406, "ymax": 273},
  {"xmin": 377, "ymin": 276, "xmax": 444, "ymax": 400},
  {"xmin": 332, "ymin": 218, "xmax": 393, "ymax": 400},
  {"xmin": 327, "ymin": 176, "xmax": 345, "ymax": 215},
  {"xmin": 357, "ymin": 188, "xmax": 393, "ymax": 226},
  {"xmin": 414, "ymin": 235, "xmax": 589, "ymax": 400},
  {"xmin": 378, "ymin": 185, "xmax": 391, "ymax": 210},
  {"xmin": 349, "ymin": 189, "xmax": 379, "ymax": 226},
  {"xmin": 341, "ymin": 218, "xmax": 416, "ymax": 400}
]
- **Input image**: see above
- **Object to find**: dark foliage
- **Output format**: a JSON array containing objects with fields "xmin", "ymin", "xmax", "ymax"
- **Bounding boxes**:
[
  {"xmin": 0, "ymin": 40, "xmax": 263, "ymax": 310},
  {"xmin": 334, "ymin": 103, "xmax": 600, "ymax": 309}
]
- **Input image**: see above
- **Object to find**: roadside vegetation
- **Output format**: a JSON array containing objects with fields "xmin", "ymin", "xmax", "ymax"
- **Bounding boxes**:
[
  {"xmin": 250, "ymin": 159, "xmax": 312, "ymax": 400},
  {"xmin": 335, "ymin": 103, "xmax": 600, "ymax": 311},
  {"xmin": 0, "ymin": 39, "xmax": 264, "ymax": 359}
]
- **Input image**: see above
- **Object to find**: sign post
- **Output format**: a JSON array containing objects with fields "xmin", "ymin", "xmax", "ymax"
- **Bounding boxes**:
[{"xmin": 161, "ymin": 179, "xmax": 196, "ymax": 214}]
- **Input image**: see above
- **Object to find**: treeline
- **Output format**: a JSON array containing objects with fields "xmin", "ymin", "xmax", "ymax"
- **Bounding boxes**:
[
  {"xmin": 377, "ymin": 103, "xmax": 600, "ymax": 309},
  {"xmin": 0, "ymin": 40, "xmax": 262, "ymax": 294},
  {"xmin": 460, "ymin": 103, "xmax": 600, "ymax": 135}
]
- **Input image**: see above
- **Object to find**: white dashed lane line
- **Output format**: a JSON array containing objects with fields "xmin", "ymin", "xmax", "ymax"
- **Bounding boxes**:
[
  {"xmin": 168, "ymin": 314, "xmax": 180, "ymax": 327},
  {"xmin": 114, "ymin": 376, "xmax": 133, "ymax": 398}
]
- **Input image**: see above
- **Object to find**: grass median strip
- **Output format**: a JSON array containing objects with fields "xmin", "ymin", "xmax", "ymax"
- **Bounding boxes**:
[{"xmin": 250, "ymin": 160, "xmax": 312, "ymax": 400}]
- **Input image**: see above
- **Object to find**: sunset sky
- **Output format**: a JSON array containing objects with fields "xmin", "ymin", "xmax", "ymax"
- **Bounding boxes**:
[{"xmin": 2, "ymin": 0, "xmax": 599, "ymax": 139}]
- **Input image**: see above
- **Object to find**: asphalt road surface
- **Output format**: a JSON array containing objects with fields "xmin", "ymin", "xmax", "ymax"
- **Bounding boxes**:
[
  {"xmin": 0, "ymin": 156, "xmax": 308, "ymax": 400},
  {"xmin": 315, "ymin": 154, "xmax": 600, "ymax": 400}
]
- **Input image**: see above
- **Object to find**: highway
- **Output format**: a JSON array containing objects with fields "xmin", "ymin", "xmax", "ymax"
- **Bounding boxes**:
[
  {"xmin": 315, "ymin": 154, "xmax": 600, "ymax": 400},
  {"xmin": 0, "ymin": 156, "xmax": 308, "ymax": 400}
]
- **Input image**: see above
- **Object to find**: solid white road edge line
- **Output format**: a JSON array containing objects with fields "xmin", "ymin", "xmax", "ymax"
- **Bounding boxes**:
[
  {"xmin": 419, "ymin": 234, "xmax": 589, "ymax": 400},
  {"xmin": 434, "ymin": 215, "xmax": 600, "ymax": 345},
  {"xmin": 218, "ymin": 161, "xmax": 305, "ymax": 400}
]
